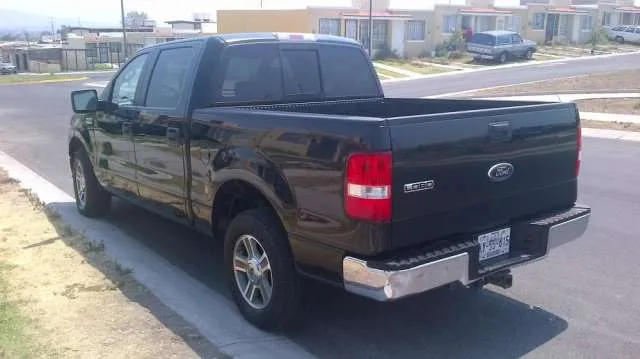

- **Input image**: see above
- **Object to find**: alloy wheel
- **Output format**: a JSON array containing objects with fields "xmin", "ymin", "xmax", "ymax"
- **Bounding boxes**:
[
  {"xmin": 233, "ymin": 234, "xmax": 274, "ymax": 309},
  {"xmin": 74, "ymin": 158, "xmax": 87, "ymax": 209}
]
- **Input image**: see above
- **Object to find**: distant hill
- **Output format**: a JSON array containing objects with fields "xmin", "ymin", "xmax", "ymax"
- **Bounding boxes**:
[{"xmin": 0, "ymin": 9, "xmax": 114, "ymax": 32}]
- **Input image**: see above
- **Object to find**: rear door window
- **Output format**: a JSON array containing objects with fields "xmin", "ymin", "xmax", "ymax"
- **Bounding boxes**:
[
  {"xmin": 497, "ymin": 35, "xmax": 511, "ymax": 45},
  {"xmin": 511, "ymin": 34, "xmax": 522, "ymax": 43}
]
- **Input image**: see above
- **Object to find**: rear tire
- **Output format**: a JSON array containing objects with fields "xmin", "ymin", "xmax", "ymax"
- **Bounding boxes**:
[
  {"xmin": 615, "ymin": 36, "xmax": 624, "ymax": 44},
  {"xmin": 497, "ymin": 52, "xmax": 508, "ymax": 64},
  {"xmin": 224, "ymin": 208, "xmax": 302, "ymax": 331},
  {"xmin": 71, "ymin": 148, "xmax": 111, "ymax": 218}
]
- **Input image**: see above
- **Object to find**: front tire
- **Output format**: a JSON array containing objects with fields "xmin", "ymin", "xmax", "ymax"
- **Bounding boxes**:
[
  {"xmin": 524, "ymin": 49, "xmax": 533, "ymax": 60},
  {"xmin": 224, "ymin": 208, "xmax": 301, "ymax": 331},
  {"xmin": 615, "ymin": 36, "xmax": 624, "ymax": 44},
  {"xmin": 71, "ymin": 148, "xmax": 111, "ymax": 217}
]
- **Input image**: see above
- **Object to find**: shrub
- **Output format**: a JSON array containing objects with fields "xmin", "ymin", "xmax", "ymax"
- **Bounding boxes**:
[{"xmin": 373, "ymin": 44, "xmax": 399, "ymax": 60}]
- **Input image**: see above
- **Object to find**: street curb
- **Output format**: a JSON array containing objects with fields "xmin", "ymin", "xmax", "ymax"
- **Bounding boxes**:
[
  {"xmin": 19, "ymin": 70, "xmax": 117, "ymax": 76},
  {"xmin": 450, "ymin": 89, "xmax": 640, "ymax": 98},
  {"xmin": 0, "ymin": 77, "xmax": 89, "ymax": 86},
  {"xmin": 0, "ymin": 150, "xmax": 315, "ymax": 359}
]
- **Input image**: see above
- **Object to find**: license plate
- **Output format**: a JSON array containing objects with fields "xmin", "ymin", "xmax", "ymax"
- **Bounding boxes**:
[{"xmin": 478, "ymin": 228, "xmax": 510, "ymax": 261}]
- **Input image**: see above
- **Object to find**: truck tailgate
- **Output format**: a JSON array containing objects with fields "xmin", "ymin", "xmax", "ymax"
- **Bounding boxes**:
[{"xmin": 388, "ymin": 102, "xmax": 579, "ymax": 249}]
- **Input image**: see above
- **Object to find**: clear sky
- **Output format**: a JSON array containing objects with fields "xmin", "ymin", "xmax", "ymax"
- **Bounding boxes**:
[
  {"xmin": 3, "ymin": 0, "xmax": 521, "ymax": 25},
  {"xmin": 4, "ymin": 0, "xmax": 640, "ymax": 26}
]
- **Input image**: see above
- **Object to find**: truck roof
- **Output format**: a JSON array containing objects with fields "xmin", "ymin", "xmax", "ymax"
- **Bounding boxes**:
[{"xmin": 141, "ymin": 32, "xmax": 361, "ymax": 51}]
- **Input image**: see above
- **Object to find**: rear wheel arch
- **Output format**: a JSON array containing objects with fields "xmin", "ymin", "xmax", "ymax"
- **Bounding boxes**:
[{"xmin": 211, "ymin": 179, "xmax": 288, "ymax": 241}]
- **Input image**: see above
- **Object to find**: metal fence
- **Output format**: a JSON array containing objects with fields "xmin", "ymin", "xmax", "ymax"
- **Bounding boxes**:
[{"xmin": 62, "ymin": 44, "xmax": 143, "ymax": 71}]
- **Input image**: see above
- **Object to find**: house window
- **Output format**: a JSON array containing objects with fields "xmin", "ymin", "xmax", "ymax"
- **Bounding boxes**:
[
  {"xmin": 581, "ymin": 15, "xmax": 594, "ymax": 31},
  {"xmin": 532, "ymin": 13, "xmax": 545, "ymax": 30},
  {"xmin": 109, "ymin": 42, "xmax": 122, "ymax": 53},
  {"xmin": 407, "ymin": 20, "xmax": 426, "ymax": 41},
  {"xmin": 506, "ymin": 16, "xmax": 521, "ymax": 32},
  {"xmin": 359, "ymin": 20, "xmax": 388, "ymax": 49},
  {"xmin": 478, "ymin": 17, "xmax": 492, "ymax": 31},
  {"xmin": 601, "ymin": 12, "xmax": 611, "ymax": 26},
  {"xmin": 86, "ymin": 43, "xmax": 97, "ymax": 58},
  {"xmin": 621, "ymin": 13, "xmax": 632, "ymax": 25},
  {"xmin": 319, "ymin": 18, "xmax": 341, "ymax": 36},
  {"xmin": 443, "ymin": 15, "xmax": 458, "ymax": 33},
  {"xmin": 345, "ymin": 19, "xmax": 358, "ymax": 40}
]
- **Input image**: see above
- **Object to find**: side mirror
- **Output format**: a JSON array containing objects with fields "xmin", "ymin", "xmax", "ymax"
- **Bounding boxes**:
[{"xmin": 71, "ymin": 89, "xmax": 98, "ymax": 113}]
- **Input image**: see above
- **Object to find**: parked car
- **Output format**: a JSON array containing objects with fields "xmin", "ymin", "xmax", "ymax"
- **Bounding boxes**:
[
  {"xmin": 0, "ymin": 62, "xmax": 17, "ymax": 75},
  {"xmin": 606, "ymin": 25, "xmax": 640, "ymax": 44},
  {"xmin": 68, "ymin": 32, "xmax": 590, "ymax": 330},
  {"xmin": 466, "ymin": 30, "xmax": 537, "ymax": 64}
]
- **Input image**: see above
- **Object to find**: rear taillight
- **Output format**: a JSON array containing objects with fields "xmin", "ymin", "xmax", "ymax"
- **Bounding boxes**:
[
  {"xmin": 344, "ymin": 152, "xmax": 392, "ymax": 223},
  {"xmin": 577, "ymin": 125, "xmax": 582, "ymax": 177}
]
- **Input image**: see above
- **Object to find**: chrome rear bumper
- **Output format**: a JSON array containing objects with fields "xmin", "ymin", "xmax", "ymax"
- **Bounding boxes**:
[{"xmin": 343, "ymin": 207, "xmax": 590, "ymax": 301}]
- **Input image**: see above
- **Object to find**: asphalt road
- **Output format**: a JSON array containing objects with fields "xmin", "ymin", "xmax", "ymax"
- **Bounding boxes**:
[
  {"xmin": 384, "ymin": 52, "xmax": 640, "ymax": 97},
  {"xmin": 1, "ymin": 62, "xmax": 640, "ymax": 358}
]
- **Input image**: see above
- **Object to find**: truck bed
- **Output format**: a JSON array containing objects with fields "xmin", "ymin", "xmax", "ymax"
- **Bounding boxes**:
[{"xmin": 195, "ymin": 97, "xmax": 580, "ymax": 252}]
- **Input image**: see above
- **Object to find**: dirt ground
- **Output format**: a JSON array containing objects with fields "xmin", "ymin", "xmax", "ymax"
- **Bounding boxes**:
[
  {"xmin": 0, "ymin": 172, "xmax": 228, "ymax": 359},
  {"xmin": 463, "ymin": 70, "xmax": 640, "ymax": 97},
  {"xmin": 576, "ymin": 98, "xmax": 640, "ymax": 116},
  {"xmin": 581, "ymin": 119, "xmax": 640, "ymax": 132}
]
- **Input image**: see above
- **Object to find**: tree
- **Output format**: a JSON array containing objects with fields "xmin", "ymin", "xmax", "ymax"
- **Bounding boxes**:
[
  {"xmin": 0, "ymin": 33, "xmax": 17, "ymax": 41},
  {"xmin": 57, "ymin": 25, "xmax": 71, "ymax": 40},
  {"xmin": 125, "ymin": 11, "xmax": 149, "ymax": 28}
]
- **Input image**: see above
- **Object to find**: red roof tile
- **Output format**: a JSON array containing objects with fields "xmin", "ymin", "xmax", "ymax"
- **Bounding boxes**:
[
  {"xmin": 547, "ymin": 7, "xmax": 588, "ymax": 14},
  {"xmin": 341, "ymin": 11, "xmax": 411, "ymax": 18},
  {"xmin": 615, "ymin": 6, "xmax": 640, "ymax": 13},
  {"xmin": 459, "ymin": 8, "xmax": 513, "ymax": 15}
]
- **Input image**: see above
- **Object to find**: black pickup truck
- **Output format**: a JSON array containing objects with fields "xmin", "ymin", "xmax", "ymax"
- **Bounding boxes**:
[{"xmin": 68, "ymin": 32, "xmax": 590, "ymax": 330}]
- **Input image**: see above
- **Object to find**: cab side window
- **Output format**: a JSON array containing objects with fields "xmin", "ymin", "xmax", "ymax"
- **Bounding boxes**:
[{"xmin": 111, "ymin": 54, "xmax": 149, "ymax": 106}]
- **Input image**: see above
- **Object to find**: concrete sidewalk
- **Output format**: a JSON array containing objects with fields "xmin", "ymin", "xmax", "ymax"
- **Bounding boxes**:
[
  {"xmin": 580, "ymin": 112, "xmax": 640, "ymax": 125},
  {"xmin": 475, "ymin": 92, "xmax": 640, "ymax": 103},
  {"xmin": 471, "ymin": 92, "xmax": 640, "ymax": 124}
]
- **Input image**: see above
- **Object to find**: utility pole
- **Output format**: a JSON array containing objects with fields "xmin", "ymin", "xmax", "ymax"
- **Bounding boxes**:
[
  {"xmin": 120, "ymin": 0, "xmax": 129, "ymax": 60},
  {"xmin": 367, "ymin": 0, "xmax": 373, "ymax": 57}
]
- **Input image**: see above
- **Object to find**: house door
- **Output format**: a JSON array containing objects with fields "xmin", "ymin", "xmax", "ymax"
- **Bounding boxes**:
[
  {"xmin": 462, "ymin": 15, "xmax": 473, "ymax": 29},
  {"xmin": 546, "ymin": 14, "xmax": 560, "ymax": 43}
]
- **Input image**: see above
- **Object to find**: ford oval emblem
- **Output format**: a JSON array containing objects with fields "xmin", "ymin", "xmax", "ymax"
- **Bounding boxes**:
[{"xmin": 488, "ymin": 163, "xmax": 514, "ymax": 182}]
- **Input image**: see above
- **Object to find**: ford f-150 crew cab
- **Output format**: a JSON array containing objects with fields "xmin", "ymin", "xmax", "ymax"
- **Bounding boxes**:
[{"xmin": 68, "ymin": 32, "xmax": 591, "ymax": 330}]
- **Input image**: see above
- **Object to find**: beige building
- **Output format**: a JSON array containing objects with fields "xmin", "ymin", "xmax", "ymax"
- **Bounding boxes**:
[
  {"xmin": 218, "ymin": 0, "xmax": 636, "ymax": 58},
  {"xmin": 218, "ymin": 0, "xmax": 433, "ymax": 58}
]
